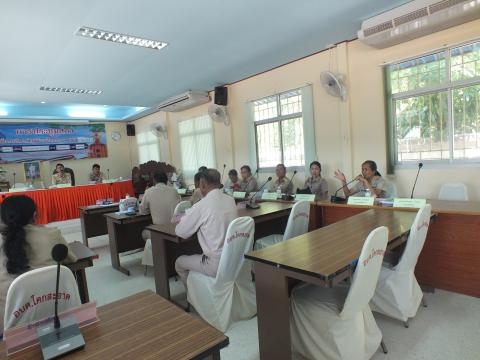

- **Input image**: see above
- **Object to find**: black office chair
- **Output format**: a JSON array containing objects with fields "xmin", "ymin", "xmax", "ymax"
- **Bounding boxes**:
[{"xmin": 52, "ymin": 167, "xmax": 75, "ymax": 186}]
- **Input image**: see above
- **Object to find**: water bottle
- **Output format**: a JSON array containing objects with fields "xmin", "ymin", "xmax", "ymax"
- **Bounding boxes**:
[
  {"xmin": 276, "ymin": 186, "xmax": 282, "ymax": 199},
  {"xmin": 364, "ymin": 189, "xmax": 372, "ymax": 197}
]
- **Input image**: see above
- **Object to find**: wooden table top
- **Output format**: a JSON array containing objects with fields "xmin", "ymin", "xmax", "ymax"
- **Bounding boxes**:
[
  {"xmin": 69, "ymin": 241, "xmax": 97, "ymax": 261},
  {"xmin": 317, "ymin": 199, "xmax": 480, "ymax": 215},
  {"xmin": 245, "ymin": 209, "xmax": 416, "ymax": 280},
  {"xmin": 78, "ymin": 203, "xmax": 119, "ymax": 212},
  {"xmin": 103, "ymin": 212, "xmax": 152, "ymax": 224},
  {"xmin": 147, "ymin": 201, "xmax": 293, "ymax": 237},
  {"xmin": 0, "ymin": 290, "xmax": 228, "ymax": 360}
]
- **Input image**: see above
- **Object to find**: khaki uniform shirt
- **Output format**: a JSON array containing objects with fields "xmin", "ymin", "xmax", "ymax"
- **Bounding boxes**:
[
  {"xmin": 350, "ymin": 175, "xmax": 387, "ymax": 197},
  {"xmin": 268, "ymin": 176, "xmax": 293, "ymax": 194},
  {"xmin": 239, "ymin": 177, "xmax": 258, "ymax": 193},
  {"xmin": 138, "ymin": 183, "xmax": 181, "ymax": 225},
  {"xmin": 88, "ymin": 171, "xmax": 105, "ymax": 183},
  {"xmin": 304, "ymin": 176, "xmax": 329, "ymax": 200},
  {"xmin": 52, "ymin": 172, "xmax": 71, "ymax": 185}
]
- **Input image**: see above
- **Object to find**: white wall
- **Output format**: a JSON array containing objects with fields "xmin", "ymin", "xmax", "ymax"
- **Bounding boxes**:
[{"xmin": 131, "ymin": 19, "xmax": 480, "ymax": 200}]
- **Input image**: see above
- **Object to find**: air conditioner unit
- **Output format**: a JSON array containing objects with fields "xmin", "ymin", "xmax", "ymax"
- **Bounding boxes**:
[
  {"xmin": 358, "ymin": 0, "xmax": 480, "ymax": 48},
  {"xmin": 157, "ymin": 90, "xmax": 210, "ymax": 112}
]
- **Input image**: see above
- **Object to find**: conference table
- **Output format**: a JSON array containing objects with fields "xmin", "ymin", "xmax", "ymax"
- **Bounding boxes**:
[
  {"xmin": 245, "ymin": 209, "xmax": 417, "ymax": 360},
  {"xmin": 66, "ymin": 241, "xmax": 97, "ymax": 304},
  {"xmin": 312, "ymin": 199, "xmax": 480, "ymax": 297},
  {"xmin": 79, "ymin": 203, "xmax": 119, "ymax": 247},
  {"xmin": 0, "ymin": 180, "xmax": 133, "ymax": 224},
  {"xmin": 0, "ymin": 290, "xmax": 229, "ymax": 360},
  {"xmin": 147, "ymin": 202, "xmax": 293, "ymax": 300},
  {"xmin": 104, "ymin": 212, "xmax": 152, "ymax": 275}
]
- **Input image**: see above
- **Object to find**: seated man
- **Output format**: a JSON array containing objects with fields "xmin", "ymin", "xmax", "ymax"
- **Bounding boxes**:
[
  {"xmin": 51, "ymin": 163, "xmax": 72, "ymax": 185},
  {"xmin": 175, "ymin": 169, "xmax": 237, "ymax": 285},
  {"xmin": 223, "ymin": 169, "xmax": 241, "ymax": 192},
  {"xmin": 88, "ymin": 163, "xmax": 105, "ymax": 184},
  {"xmin": 139, "ymin": 172, "xmax": 180, "ymax": 238},
  {"xmin": 239, "ymin": 165, "xmax": 257, "ymax": 193},
  {"xmin": 268, "ymin": 163, "xmax": 293, "ymax": 194}
]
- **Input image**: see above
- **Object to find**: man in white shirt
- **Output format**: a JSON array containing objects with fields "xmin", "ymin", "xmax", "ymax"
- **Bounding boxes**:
[
  {"xmin": 175, "ymin": 169, "xmax": 237, "ymax": 285},
  {"xmin": 139, "ymin": 172, "xmax": 180, "ymax": 238}
]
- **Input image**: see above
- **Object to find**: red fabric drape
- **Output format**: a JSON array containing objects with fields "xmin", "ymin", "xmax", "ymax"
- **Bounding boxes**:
[{"xmin": 0, "ymin": 181, "xmax": 134, "ymax": 224}]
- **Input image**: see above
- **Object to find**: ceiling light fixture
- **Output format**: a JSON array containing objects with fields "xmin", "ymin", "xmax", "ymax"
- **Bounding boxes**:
[
  {"xmin": 40, "ymin": 101, "xmax": 46, "ymax": 104},
  {"xmin": 76, "ymin": 26, "xmax": 168, "ymax": 50},
  {"xmin": 68, "ymin": 110, "xmax": 106, "ymax": 119},
  {"xmin": 40, "ymin": 86, "xmax": 103, "ymax": 95},
  {"xmin": 0, "ymin": 110, "xmax": 8, "ymax": 116}
]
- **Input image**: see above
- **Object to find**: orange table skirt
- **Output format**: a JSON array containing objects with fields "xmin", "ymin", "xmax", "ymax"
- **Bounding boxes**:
[{"xmin": 0, "ymin": 180, "xmax": 134, "ymax": 224}]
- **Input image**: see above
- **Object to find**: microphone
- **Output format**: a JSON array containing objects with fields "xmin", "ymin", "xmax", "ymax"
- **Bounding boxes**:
[
  {"xmin": 410, "ymin": 162, "xmax": 423, "ymax": 198},
  {"xmin": 244, "ymin": 169, "xmax": 258, "ymax": 194},
  {"xmin": 13, "ymin": 172, "xmax": 16, "ymax": 188},
  {"xmin": 37, "ymin": 244, "xmax": 85, "ymax": 358},
  {"xmin": 52, "ymin": 244, "xmax": 68, "ymax": 329},
  {"xmin": 331, "ymin": 177, "xmax": 358, "ymax": 203},
  {"xmin": 107, "ymin": 168, "xmax": 110, "ymax": 180},
  {"xmin": 282, "ymin": 170, "xmax": 297, "ymax": 200},
  {"xmin": 221, "ymin": 164, "xmax": 226, "ymax": 183},
  {"xmin": 246, "ymin": 176, "xmax": 272, "ymax": 209}
]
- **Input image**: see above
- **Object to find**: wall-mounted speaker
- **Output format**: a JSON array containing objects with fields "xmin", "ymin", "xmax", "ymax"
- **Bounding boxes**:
[
  {"xmin": 126, "ymin": 124, "xmax": 136, "ymax": 136},
  {"xmin": 214, "ymin": 86, "xmax": 228, "ymax": 106}
]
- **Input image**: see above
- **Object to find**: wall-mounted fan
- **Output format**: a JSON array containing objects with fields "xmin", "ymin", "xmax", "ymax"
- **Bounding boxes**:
[
  {"xmin": 208, "ymin": 104, "xmax": 230, "ymax": 126},
  {"xmin": 320, "ymin": 71, "xmax": 347, "ymax": 101},
  {"xmin": 150, "ymin": 122, "xmax": 168, "ymax": 138}
]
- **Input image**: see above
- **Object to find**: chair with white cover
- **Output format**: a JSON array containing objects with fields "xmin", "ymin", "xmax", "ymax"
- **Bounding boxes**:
[
  {"xmin": 438, "ymin": 182, "xmax": 469, "ymax": 201},
  {"xmin": 141, "ymin": 201, "xmax": 192, "ymax": 271},
  {"xmin": 290, "ymin": 226, "xmax": 388, "ymax": 360},
  {"xmin": 173, "ymin": 200, "xmax": 192, "ymax": 215},
  {"xmin": 254, "ymin": 200, "xmax": 310, "ymax": 250},
  {"xmin": 4, "ymin": 265, "xmax": 81, "ymax": 331},
  {"xmin": 186, "ymin": 216, "xmax": 256, "ymax": 332},
  {"xmin": 370, "ymin": 205, "xmax": 432, "ymax": 327}
]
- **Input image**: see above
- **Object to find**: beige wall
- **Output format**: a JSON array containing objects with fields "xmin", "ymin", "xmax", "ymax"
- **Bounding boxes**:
[
  {"xmin": 1, "ymin": 122, "xmax": 133, "ymax": 186},
  {"xmin": 132, "ymin": 19, "xmax": 480, "ymax": 200}
]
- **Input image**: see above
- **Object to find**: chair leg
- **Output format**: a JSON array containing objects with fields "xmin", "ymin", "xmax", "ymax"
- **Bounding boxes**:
[
  {"xmin": 404, "ymin": 319, "xmax": 409, "ymax": 328},
  {"xmin": 380, "ymin": 340, "xmax": 388, "ymax": 354},
  {"xmin": 421, "ymin": 295, "xmax": 428, "ymax": 308}
]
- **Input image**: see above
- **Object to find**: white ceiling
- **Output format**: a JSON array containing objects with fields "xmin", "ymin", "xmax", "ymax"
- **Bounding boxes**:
[{"xmin": 0, "ymin": 0, "xmax": 411, "ymax": 120}]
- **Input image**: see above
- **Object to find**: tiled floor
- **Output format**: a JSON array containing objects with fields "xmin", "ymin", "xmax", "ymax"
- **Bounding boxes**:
[{"xmin": 52, "ymin": 219, "xmax": 480, "ymax": 360}]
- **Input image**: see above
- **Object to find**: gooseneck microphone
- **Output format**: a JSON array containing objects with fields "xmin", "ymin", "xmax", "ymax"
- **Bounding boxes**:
[
  {"xmin": 52, "ymin": 244, "xmax": 69, "ymax": 329},
  {"xmin": 331, "ymin": 177, "xmax": 358, "ymax": 203},
  {"xmin": 107, "ymin": 169, "xmax": 110, "ymax": 180},
  {"xmin": 410, "ymin": 162, "xmax": 423, "ymax": 199},
  {"xmin": 247, "ymin": 176, "xmax": 272, "ymax": 209},
  {"xmin": 221, "ymin": 164, "xmax": 226, "ymax": 183},
  {"xmin": 13, "ymin": 172, "xmax": 16, "ymax": 188},
  {"xmin": 282, "ymin": 170, "xmax": 297, "ymax": 200}
]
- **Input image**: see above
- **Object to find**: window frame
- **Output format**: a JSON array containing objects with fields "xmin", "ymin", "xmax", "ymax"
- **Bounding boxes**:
[
  {"xmin": 253, "ymin": 88, "xmax": 305, "ymax": 172},
  {"xmin": 387, "ymin": 39, "xmax": 480, "ymax": 169}
]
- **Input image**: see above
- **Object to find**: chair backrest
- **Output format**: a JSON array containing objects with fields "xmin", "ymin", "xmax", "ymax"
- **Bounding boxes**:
[
  {"xmin": 4, "ymin": 265, "xmax": 81, "ymax": 331},
  {"xmin": 341, "ymin": 226, "xmax": 388, "ymax": 319},
  {"xmin": 65, "ymin": 168, "xmax": 75, "ymax": 186},
  {"xmin": 385, "ymin": 181, "xmax": 397, "ymax": 198},
  {"xmin": 215, "ymin": 217, "xmax": 255, "ymax": 284},
  {"xmin": 438, "ymin": 182, "xmax": 468, "ymax": 201},
  {"xmin": 174, "ymin": 200, "xmax": 192, "ymax": 215},
  {"xmin": 283, "ymin": 200, "xmax": 310, "ymax": 241},
  {"xmin": 395, "ymin": 204, "xmax": 432, "ymax": 272}
]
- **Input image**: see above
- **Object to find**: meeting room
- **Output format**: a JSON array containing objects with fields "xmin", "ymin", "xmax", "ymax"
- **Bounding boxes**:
[{"xmin": 0, "ymin": 1, "xmax": 479, "ymax": 359}]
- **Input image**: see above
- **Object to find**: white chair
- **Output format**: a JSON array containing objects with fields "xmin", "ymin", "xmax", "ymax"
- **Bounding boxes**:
[
  {"xmin": 290, "ymin": 226, "xmax": 388, "ymax": 360},
  {"xmin": 174, "ymin": 200, "xmax": 192, "ymax": 215},
  {"xmin": 141, "ymin": 201, "xmax": 192, "ymax": 271},
  {"xmin": 186, "ymin": 216, "xmax": 256, "ymax": 332},
  {"xmin": 370, "ymin": 205, "xmax": 432, "ymax": 327},
  {"xmin": 254, "ymin": 200, "xmax": 310, "ymax": 250},
  {"xmin": 438, "ymin": 182, "xmax": 469, "ymax": 201},
  {"xmin": 4, "ymin": 265, "xmax": 81, "ymax": 331}
]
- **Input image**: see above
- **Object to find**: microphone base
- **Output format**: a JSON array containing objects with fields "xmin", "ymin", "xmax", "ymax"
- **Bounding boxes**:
[
  {"xmin": 37, "ymin": 316, "xmax": 85, "ymax": 360},
  {"xmin": 281, "ymin": 194, "xmax": 295, "ymax": 201},
  {"xmin": 246, "ymin": 202, "xmax": 260, "ymax": 209},
  {"xmin": 330, "ymin": 195, "xmax": 347, "ymax": 204}
]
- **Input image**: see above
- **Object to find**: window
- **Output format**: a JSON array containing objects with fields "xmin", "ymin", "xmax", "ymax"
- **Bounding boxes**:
[
  {"xmin": 387, "ymin": 40, "xmax": 480, "ymax": 165},
  {"xmin": 178, "ymin": 115, "xmax": 216, "ymax": 176},
  {"xmin": 137, "ymin": 131, "xmax": 160, "ymax": 163},
  {"xmin": 253, "ymin": 89, "xmax": 305, "ymax": 169}
]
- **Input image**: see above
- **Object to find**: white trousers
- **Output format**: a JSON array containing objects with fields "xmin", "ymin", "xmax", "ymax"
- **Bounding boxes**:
[{"xmin": 175, "ymin": 254, "xmax": 220, "ymax": 286}]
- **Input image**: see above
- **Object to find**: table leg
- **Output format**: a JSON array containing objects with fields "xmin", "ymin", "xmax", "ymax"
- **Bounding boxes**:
[
  {"xmin": 79, "ymin": 212, "xmax": 89, "ymax": 247},
  {"xmin": 75, "ymin": 269, "xmax": 90, "ymax": 303},
  {"xmin": 107, "ymin": 219, "xmax": 130, "ymax": 276},
  {"xmin": 151, "ymin": 232, "xmax": 170, "ymax": 300},
  {"xmin": 254, "ymin": 261, "xmax": 292, "ymax": 360}
]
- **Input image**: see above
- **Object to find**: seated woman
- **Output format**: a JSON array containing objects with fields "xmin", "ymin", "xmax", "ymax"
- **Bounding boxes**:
[
  {"xmin": 0, "ymin": 195, "xmax": 77, "ymax": 335},
  {"xmin": 302, "ymin": 161, "xmax": 329, "ymax": 201},
  {"xmin": 334, "ymin": 160, "xmax": 387, "ymax": 198}
]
